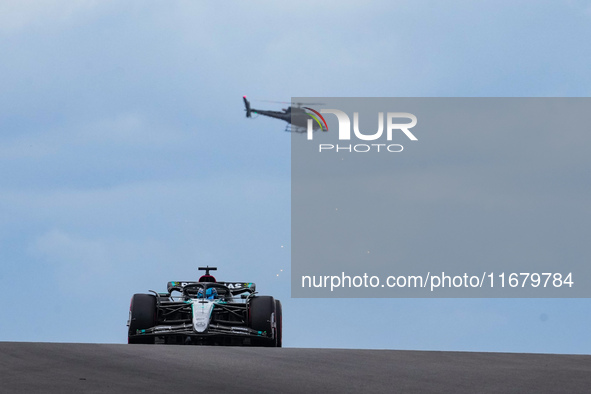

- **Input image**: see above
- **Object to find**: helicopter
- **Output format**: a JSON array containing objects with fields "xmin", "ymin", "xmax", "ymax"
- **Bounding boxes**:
[{"xmin": 242, "ymin": 96, "xmax": 328, "ymax": 133}]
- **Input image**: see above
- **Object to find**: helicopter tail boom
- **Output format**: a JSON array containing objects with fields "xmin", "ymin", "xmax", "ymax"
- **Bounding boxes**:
[{"xmin": 243, "ymin": 96, "xmax": 252, "ymax": 118}]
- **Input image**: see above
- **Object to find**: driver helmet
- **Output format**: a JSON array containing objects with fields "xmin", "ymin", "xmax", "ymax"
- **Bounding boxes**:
[{"xmin": 197, "ymin": 287, "xmax": 218, "ymax": 300}]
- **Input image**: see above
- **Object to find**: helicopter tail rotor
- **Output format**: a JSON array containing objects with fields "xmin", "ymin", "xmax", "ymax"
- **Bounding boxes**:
[{"xmin": 243, "ymin": 96, "xmax": 252, "ymax": 118}]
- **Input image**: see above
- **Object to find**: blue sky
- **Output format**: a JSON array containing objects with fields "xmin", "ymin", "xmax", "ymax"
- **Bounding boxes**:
[{"xmin": 1, "ymin": 1, "xmax": 590, "ymax": 353}]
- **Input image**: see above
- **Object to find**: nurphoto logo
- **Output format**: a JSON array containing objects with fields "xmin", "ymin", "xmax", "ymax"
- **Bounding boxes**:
[{"xmin": 305, "ymin": 109, "xmax": 418, "ymax": 153}]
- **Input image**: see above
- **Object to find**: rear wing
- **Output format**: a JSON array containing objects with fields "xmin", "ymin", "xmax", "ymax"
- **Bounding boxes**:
[{"xmin": 166, "ymin": 281, "xmax": 256, "ymax": 295}]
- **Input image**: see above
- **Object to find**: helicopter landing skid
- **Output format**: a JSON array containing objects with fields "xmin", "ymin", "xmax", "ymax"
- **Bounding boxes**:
[{"xmin": 284, "ymin": 125, "xmax": 309, "ymax": 133}]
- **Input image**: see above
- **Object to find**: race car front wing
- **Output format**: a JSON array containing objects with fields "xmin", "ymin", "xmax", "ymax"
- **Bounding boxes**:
[
  {"xmin": 129, "ymin": 298, "xmax": 274, "ymax": 341},
  {"xmin": 133, "ymin": 323, "xmax": 270, "ymax": 339}
]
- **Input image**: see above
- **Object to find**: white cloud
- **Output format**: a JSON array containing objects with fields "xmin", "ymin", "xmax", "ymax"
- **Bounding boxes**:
[
  {"xmin": 30, "ymin": 228, "xmax": 111, "ymax": 286},
  {"xmin": 0, "ymin": 1, "xmax": 105, "ymax": 33},
  {"xmin": 0, "ymin": 112, "xmax": 188, "ymax": 160}
]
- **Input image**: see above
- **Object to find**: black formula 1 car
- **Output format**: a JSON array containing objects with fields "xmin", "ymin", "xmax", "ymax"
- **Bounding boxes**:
[{"xmin": 127, "ymin": 267, "xmax": 282, "ymax": 347}]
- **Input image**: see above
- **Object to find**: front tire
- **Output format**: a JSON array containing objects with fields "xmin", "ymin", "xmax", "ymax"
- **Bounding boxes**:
[
  {"xmin": 249, "ymin": 296, "xmax": 277, "ymax": 347},
  {"xmin": 128, "ymin": 294, "xmax": 157, "ymax": 344},
  {"xmin": 275, "ymin": 299, "xmax": 282, "ymax": 348}
]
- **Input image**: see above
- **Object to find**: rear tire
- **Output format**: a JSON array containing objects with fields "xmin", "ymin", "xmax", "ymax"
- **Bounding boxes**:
[
  {"xmin": 275, "ymin": 299, "xmax": 282, "ymax": 348},
  {"xmin": 128, "ymin": 294, "xmax": 157, "ymax": 344},
  {"xmin": 249, "ymin": 296, "xmax": 277, "ymax": 347}
]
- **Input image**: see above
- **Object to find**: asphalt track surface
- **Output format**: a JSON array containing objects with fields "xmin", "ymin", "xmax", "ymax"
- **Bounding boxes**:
[{"xmin": 1, "ymin": 342, "xmax": 590, "ymax": 393}]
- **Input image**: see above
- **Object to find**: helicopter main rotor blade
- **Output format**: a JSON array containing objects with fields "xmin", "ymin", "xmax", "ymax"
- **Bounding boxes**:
[
  {"xmin": 252, "ymin": 99, "xmax": 326, "ymax": 106},
  {"xmin": 252, "ymin": 99, "xmax": 291, "ymax": 104},
  {"xmin": 294, "ymin": 102, "xmax": 326, "ymax": 106}
]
